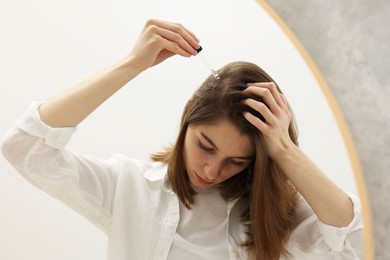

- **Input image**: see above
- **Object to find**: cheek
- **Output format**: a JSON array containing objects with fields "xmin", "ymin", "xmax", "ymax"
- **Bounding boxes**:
[
  {"xmin": 184, "ymin": 142, "xmax": 204, "ymax": 168},
  {"xmin": 191, "ymin": 150, "xmax": 208, "ymax": 168}
]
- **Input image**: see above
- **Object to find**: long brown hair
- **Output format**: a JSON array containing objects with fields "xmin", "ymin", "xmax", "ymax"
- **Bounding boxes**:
[{"xmin": 152, "ymin": 61, "xmax": 299, "ymax": 259}]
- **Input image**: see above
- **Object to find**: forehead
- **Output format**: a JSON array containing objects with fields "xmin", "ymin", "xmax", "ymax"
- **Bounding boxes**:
[{"xmin": 188, "ymin": 120, "xmax": 254, "ymax": 156}]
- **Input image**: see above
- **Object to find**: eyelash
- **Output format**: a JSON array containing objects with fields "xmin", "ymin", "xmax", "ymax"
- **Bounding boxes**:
[
  {"xmin": 198, "ymin": 141, "xmax": 244, "ymax": 167},
  {"xmin": 229, "ymin": 160, "xmax": 244, "ymax": 167},
  {"xmin": 198, "ymin": 141, "xmax": 214, "ymax": 153}
]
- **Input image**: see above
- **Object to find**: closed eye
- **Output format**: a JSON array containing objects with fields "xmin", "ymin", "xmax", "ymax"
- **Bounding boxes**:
[
  {"xmin": 198, "ymin": 141, "xmax": 215, "ymax": 153},
  {"xmin": 228, "ymin": 159, "xmax": 244, "ymax": 167}
]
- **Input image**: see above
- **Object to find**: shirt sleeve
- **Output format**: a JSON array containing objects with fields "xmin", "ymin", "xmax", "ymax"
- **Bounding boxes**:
[
  {"xmin": 317, "ymin": 192, "xmax": 363, "ymax": 250},
  {"xmin": 289, "ymin": 192, "xmax": 364, "ymax": 259},
  {"xmin": 1, "ymin": 102, "xmax": 121, "ymax": 233}
]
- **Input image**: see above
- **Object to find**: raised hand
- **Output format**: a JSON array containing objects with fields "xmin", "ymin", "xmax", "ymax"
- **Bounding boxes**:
[
  {"xmin": 127, "ymin": 19, "xmax": 201, "ymax": 72},
  {"xmin": 38, "ymin": 19, "xmax": 200, "ymax": 128}
]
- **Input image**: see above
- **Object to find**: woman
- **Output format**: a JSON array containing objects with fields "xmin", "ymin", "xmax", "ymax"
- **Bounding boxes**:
[{"xmin": 1, "ymin": 19, "xmax": 363, "ymax": 259}]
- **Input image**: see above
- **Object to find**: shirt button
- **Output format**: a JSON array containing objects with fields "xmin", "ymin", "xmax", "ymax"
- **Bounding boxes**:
[{"xmin": 234, "ymin": 250, "xmax": 239, "ymax": 257}]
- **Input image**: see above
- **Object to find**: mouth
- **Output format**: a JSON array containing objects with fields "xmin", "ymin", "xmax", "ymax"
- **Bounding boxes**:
[{"xmin": 194, "ymin": 171, "xmax": 214, "ymax": 186}]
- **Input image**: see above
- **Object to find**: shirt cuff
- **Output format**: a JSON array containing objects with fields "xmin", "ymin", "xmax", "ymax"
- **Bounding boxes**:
[
  {"xmin": 15, "ymin": 102, "xmax": 77, "ymax": 150},
  {"xmin": 317, "ymin": 192, "xmax": 363, "ymax": 252}
]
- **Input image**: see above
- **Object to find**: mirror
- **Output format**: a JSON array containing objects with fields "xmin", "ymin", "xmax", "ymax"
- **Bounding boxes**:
[{"xmin": 0, "ymin": 0, "xmax": 366, "ymax": 259}]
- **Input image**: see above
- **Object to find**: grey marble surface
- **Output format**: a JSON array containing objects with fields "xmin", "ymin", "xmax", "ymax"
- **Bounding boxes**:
[{"xmin": 264, "ymin": 0, "xmax": 390, "ymax": 259}]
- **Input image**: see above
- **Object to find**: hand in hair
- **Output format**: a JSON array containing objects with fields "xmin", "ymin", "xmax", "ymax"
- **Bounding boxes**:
[
  {"xmin": 243, "ymin": 82, "xmax": 354, "ymax": 228},
  {"xmin": 242, "ymin": 82, "xmax": 293, "ymax": 160}
]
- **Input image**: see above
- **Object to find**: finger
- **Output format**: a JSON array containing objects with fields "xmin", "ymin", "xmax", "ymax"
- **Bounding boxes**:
[
  {"xmin": 153, "ymin": 19, "xmax": 200, "ymax": 44},
  {"xmin": 143, "ymin": 31, "xmax": 192, "ymax": 58},
  {"xmin": 159, "ymin": 36, "xmax": 194, "ymax": 57},
  {"xmin": 280, "ymin": 94, "xmax": 289, "ymax": 112},
  {"xmin": 262, "ymin": 82, "xmax": 284, "ymax": 108},
  {"xmin": 280, "ymin": 94, "xmax": 293, "ymax": 120},
  {"xmin": 154, "ymin": 26, "xmax": 198, "ymax": 56},
  {"xmin": 243, "ymin": 98, "xmax": 276, "ymax": 126},
  {"xmin": 244, "ymin": 83, "xmax": 281, "ymax": 115},
  {"xmin": 243, "ymin": 111, "xmax": 268, "ymax": 134},
  {"xmin": 245, "ymin": 82, "xmax": 284, "ymax": 113},
  {"xmin": 148, "ymin": 19, "xmax": 200, "ymax": 54},
  {"xmin": 172, "ymin": 22, "xmax": 200, "ymax": 43}
]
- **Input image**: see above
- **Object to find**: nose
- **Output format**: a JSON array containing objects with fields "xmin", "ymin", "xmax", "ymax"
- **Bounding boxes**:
[{"xmin": 204, "ymin": 160, "xmax": 222, "ymax": 181}]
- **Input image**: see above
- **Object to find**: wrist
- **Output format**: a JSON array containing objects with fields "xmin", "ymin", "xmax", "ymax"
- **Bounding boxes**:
[
  {"xmin": 120, "ymin": 53, "xmax": 152, "ymax": 74},
  {"xmin": 116, "ymin": 54, "xmax": 147, "ymax": 75},
  {"xmin": 271, "ymin": 141, "xmax": 299, "ymax": 163},
  {"xmin": 103, "ymin": 58, "xmax": 144, "ymax": 87}
]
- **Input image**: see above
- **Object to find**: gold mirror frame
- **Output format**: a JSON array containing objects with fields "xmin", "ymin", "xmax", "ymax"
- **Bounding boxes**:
[{"xmin": 255, "ymin": 1, "xmax": 374, "ymax": 258}]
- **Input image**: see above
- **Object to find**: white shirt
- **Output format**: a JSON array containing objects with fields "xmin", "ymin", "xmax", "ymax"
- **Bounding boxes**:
[
  {"xmin": 1, "ymin": 102, "xmax": 364, "ymax": 260},
  {"xmin": 170, "ymin": 188, "xmax": 230, "ymax": 260}
]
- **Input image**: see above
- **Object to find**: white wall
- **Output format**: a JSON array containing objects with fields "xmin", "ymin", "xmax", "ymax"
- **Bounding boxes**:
[{"xmin": 0, "ymin": 0, "xmax": 357, "ymax": 259}]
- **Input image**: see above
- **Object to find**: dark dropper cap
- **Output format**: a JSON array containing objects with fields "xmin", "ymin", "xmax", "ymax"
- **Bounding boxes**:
[{"xmin": 196, "ymin": 46, "xmax": 203, "ymax": 53}]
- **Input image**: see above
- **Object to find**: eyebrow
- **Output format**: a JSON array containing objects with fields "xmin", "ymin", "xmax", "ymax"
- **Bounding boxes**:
[
  {"xmin": 200, "ymin": 131, "xmax": 253, "ymax": 161},
  {"xmin": 200, "ymin": 132, "xmax": 219, "ymax": 149}
]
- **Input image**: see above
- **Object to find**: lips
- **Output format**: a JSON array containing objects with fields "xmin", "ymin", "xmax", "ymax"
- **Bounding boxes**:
[{"xmin": 194, "ymin": 171, "xmax": 214, "ymax": 186}]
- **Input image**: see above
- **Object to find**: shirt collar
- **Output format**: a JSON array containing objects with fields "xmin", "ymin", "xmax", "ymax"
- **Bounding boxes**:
[{"xmin": 162, "ymin": 172, "xmax": 175, "ymax": 195}]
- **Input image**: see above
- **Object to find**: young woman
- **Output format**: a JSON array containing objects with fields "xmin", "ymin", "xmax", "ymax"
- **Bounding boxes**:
[{"xmin": 1, "ymin": 19, "xmax": 363, "ymax": 259}]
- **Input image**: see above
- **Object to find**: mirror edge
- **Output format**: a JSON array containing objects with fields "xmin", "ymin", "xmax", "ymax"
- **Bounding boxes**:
[{"xmin": 255, "ymin": 0, "xmax": 374, "ymax": 258}]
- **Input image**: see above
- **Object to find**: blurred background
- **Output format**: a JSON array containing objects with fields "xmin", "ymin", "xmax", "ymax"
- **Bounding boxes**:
[{"xmin": 264, "ymin": 0, "xmax": 389, "ymax": 259}]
